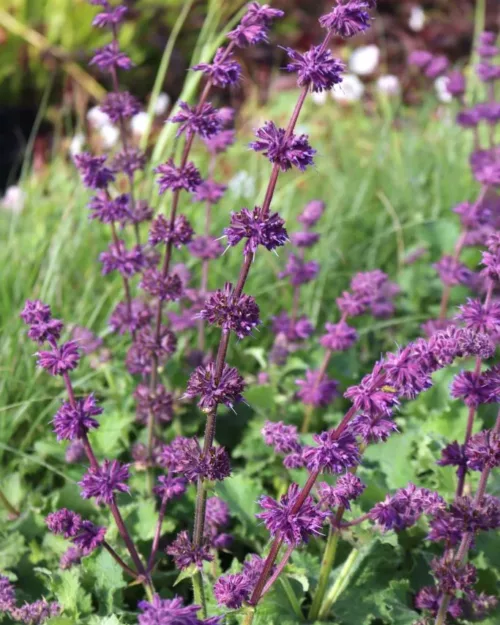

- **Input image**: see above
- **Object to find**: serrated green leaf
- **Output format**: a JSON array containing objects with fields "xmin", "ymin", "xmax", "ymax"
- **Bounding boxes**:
[
  {"xmin": 215, "ymin": 474, "xmax": 263, "ymax": 540},
  {"xmin": 375, "ymin": 579, "xmax": 419, "ymax": 625},
  {"xmin": 84, "ymin": 550, "xmax": 125, "ymax": 612},
  {"xmin": 174, "ymin": 563, "xmax": 197, "ymax": 586}
]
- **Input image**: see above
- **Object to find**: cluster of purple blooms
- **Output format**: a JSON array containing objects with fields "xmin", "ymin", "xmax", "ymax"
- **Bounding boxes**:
[{"xmin": 12, "ymin": 2, "xmax": 500, "ymax": 625}]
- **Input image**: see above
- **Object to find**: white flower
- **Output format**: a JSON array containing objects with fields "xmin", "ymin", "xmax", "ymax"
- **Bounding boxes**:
[
  {"xmin": 376, "ymin": 74, "xmax": 401, "ymax": 96},
  {"xmin": 311, "ymin": 90, "xmax": 328, "ymax": 105},
  {"xmin": 434, "ymin": 76, "xmax": 452, "ymax": 103},
  {"xmin": 99, "ymin": 124, "xmax": 120, "ymax": 149},
  {"xmin": 349, "ymin": 45, "xmax": 380, "ymax": 76},
  {"xmin": 228, "ymin": 171, "xmax": 256, "ymax": 200},
  {"xmin": 87, "ymin": 106, "xmax": 110, "ymax": 129},
  {"xmin": 2, "ymin": 186, "xmax": 25, "ymax": 214},
  {"xmin": 69, "ymin": 133, "xmax": 85, "ymax": 157},
  {"xmin": 130, "ymin": 112, "xmax": 149, "ymax": 137},
  {"xmin": 331, "ymin": 74, "xmax": 365, "ymax": 103},
  {"xmin": 408, "ymin": 6, "xmax": 425, "ymax": 32},
  {"xmin": 154, "ymin": 92, "xmax": 170, "ymax": 116}
]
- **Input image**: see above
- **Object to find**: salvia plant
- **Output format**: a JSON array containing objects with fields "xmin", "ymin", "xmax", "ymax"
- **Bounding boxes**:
[{"xmin": 1, "ymin": 2, "xmax": 500, "ymax": 625}]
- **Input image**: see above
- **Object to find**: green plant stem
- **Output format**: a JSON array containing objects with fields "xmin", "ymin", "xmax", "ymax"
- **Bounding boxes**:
[
  {"xmin": 318, "ymin": 547, "xmax": 360, "ymax": 620},
  {"xmin": 0, "ymin": 488, "xmax": 20, "ymax": 518},
  {"xmin": 147, "ymin": 496, "xmax": 168, "ymax": 571},
  {"xmin": 192, "ymin": 570, "xmax": 208, "ymax": 618},
  {"xmin": 308, "ymin": 525, "xmax": 340, "ymax": 620},
  {"xmin": 280, "ymin": 575, "xmax": 303, "ymax": 620},
  {"xmin": 242, "ymin": 606, "xmax": 256, "ymax": 625}
]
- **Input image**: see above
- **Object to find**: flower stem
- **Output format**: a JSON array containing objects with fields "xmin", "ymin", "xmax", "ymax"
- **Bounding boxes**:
[
  {"xmin": 308, "ymin": 524, "xmax": 339, "ymax": 620},
  {"xmin": 318, "ymin": 547, "xmax": 360, "ymax": 620},
  {"xmin": 192, "ymin": 569, "xmax": 208, "ymax": 618},
  {"xmin": 147, "ymin": 496, "xmax": 168, "ymax": 571},
  {"xmin": 0, "ymin": 488, "xmax": 20, "ymax": 518},
  {"xmin": 262, "ymin": 544, "xmax": 295, "ymax": 597},
  {"xmin": 102, "ymin": 541, "xmax": 139, "ymax": 578}
]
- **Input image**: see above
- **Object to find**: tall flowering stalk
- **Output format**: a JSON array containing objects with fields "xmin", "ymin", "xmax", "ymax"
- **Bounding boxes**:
[
  {"xmin": 20, "ymin": 301, "xmax": 153, "ymax": 595},
  {"xmin": 425, "ymin": 33, "xmax": 500, "ymax": 330}
]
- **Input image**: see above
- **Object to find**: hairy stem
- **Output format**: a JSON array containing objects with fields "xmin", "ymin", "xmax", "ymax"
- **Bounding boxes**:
[
  {"xmin": 192, "ymin": 570, "xmax": 208, "ymax": 617},
  {"xmin": 318, "ymin": 547, "xmax": 361, "ymax": 620},
  {"xmin": 308, "ymin": 524, "xmax": 339, "ymax": 620},
  {"xmin": 147, "ymin": 496, "xmax": 168, "ymax": 571},
  {"xmin": 103, "ymin": 541, "xmax": 139, "ymax": 578}
]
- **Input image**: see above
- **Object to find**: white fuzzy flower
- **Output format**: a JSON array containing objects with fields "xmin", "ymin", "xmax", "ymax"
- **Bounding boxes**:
[
  {"xmin": 408, "ymin": 6, "xmax": 425, "ymax": 32},
  {"xmin": 99, "ymin": 124, "xmax": 120, "ymax": 149},
  {"xmin": 228, "ymin": 171, "xmax": 256, "ymax": 200},
  {"xmin": 349, "ymin": 45, "xmax": 380, "ymax": 76},
  {"xmin": 69, "ymin": 133, "xmax": 85, "ymax": 157},
  {"xmin": 332, "ymin": 74, "xmax": 365, "ymax": 103},
  {"xmin": 311, "ymin": 90, "xmax": 328, "ymax": 105},
  {"xmin": 434, "ymin": 76, "xmax": 452, "ymax": 103},
  {"xmin": 87, "ymin": 106, "xmax": 110, "ymax": 129},
  {"xmin": 154, "ymin": 92, "xmax": 170, "ymax": 116},
  {"xmin": 2, "ymin": 186, "xmax": 25, "ymax": 214},
  {"xmin": 130, "ymin": 112, "xmax": 149, "ymax": 137},
  {"xmin": 376, "ymin": 74, "xmax": 401, "ymax": 96}
]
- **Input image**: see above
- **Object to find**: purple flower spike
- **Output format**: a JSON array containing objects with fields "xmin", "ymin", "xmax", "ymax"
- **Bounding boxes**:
[
  {"xmin": 88, "ymin": 192, "xmax": 129, "ymax": 224},
  {"xmin": 10, "ymin": 599, "xmax": 60, "ymax": 624},
  {"xmin": 92, "ymin": 4, "xmax": 127, "ymax": 28},
  {"xmin": 192, "ymin": 180, "xmax": 227, "ymax": 205},
  {"xmin": 433, "ymin": 255, "xmax": 473, "ymax": 287},
  {"xmin": 214, "ymin": 574, "xmax": 251, "ymax": 609},
  {"xmin": 188, "ymin": 236, "xmax": 224, "ymax": 260},
  {"xmin": 318, "ymin": 473, "xmax": 365, "ymax": 510},
  {"xmin": 280, "ymin": 254, "xmax": 319, "ymax": 286},
  {"xmin": 109, "ymin": 298, "xmax": 152, "ymax": 335},
  {"xmin": 199, "ymin": 283, "xmax": 260, "ymax": 338},
  {"xmin": 203, "ymin": 129, "xmax": 236, "ymax": 154},
  {"xmin": 351, "ymin": 412, "xmax": 398, "ymax": 443},
  {"xmin": 27, "ymin": 317, "xmax": 64, "ymax": 345},
  {"xmin": 250, "ymin": 121, "xmax": 316, "ymax": 171},
  {"xmin": 138, "ymin": 595, "xmax": 222, "ymax": 625},
  {"xmin": 153, "ymin": 475, "xmax": 187, "ymax": 501},
  {"xmin": 193, "ymin": 48, "xmax": 242, "ymax": 87},
  {"xmin": 0, "ymin": 576, "xmax": 16, "ymax": 611},
  {"xmin": 456, "ymin": 298, "xmax": 500, "ymax": 336},
  {"xmin": 319, "ymin": 2, "xmax": 372, "ymax": 37},
  {"xmin": 226, "ymin": 3, "xmax": 283, "ymax": 49},
  {"xmin": 336, "ymin": 291, "xmax": 366, "ymax": 317},
  {"xmin": 100, "ymin": 91, "xmax": 141, "ymax": 122},
  {"xmin": 450, "ymin": 370, "xmax": 491, "ymax": 407},
  {"xmin": 134, "ymin": 384, "xmax": 174, "ymax": 424},
  {"xmin": 72, "ymin": 521, "xmax": 107, "ymax": 554},
  {"xmin": 112, "ymin": 148, "xmax": 146, "ymax": 177},
  {"xmin": 291, "ymin": 231, "xmax": 320, "ymax": 247},
  {"xmin": 285, "ymin": 46, "xmax": 345, "ymax": 92},
  {"xmin": 171, "ymin": 101, "xmax": 222, "ymax": 139},
  {"xmin": 296, "ymin": 369, "xmax": 338, "ymax": 407},
  {"xmin": 52, "ymin": 394, "xmax": 102, "ymax": 440},
  {"xmin": 262, "ymin": 420, "xmax": 301, "ymax": 454},
  {"xmin": 298, "ymin": 200, "xmax": 325, "ymax": 227},
  {"xmin": 46, "ymin": 509, "xmax": 82, "ymax": 538},
  {"xmin": 224, "ymin": 206, "xmax": 288, "ymax": 255},
  {"xmin": 184, "ymin": 361, "xmax": 245, "ymax": 412},
  {"xmin": 155, "ymin": 159, "xmax": 202, "ymax": 193},
  {"xmin": 303, "ymin": 430, "xmax": 359, "ymax": 474},
  {"xmin": 60, "ymin": 546, "xmax": 83, "ymax": 570},
  {"xmin": 466, "ymin": 430, "xmax": 500, "ymax": 471},
  {"xmin": 37, "ymin": 341, "xmax": 80, "ymax": 376},
  {"xmin": 21, "ymin": 300, "xmax": 52, "ymax": 324},
  {"xmin": 149, "ymin": 214, "xmax": 194, "ymax": 248},
  {"xmin": 167, "ymin": 531, "xmax": 213, "ymax": 570},
  {"xmin": 242, "ymin": 2, "xmax": 284, "ymax": 25},
  {"xmin": 370, "ymin": 483, "xmax": 444, "ymax": 531},
  {"xmin": 384, "ymin": 345, "xmax": 432, "ymax": 399},
  {"xmin": 446, "ymin": 71, "xmax": 466, "ymax": 97},
  {"xmin": 140, "ymin": 269, "xmax": 183, "ymax": 302},
  {"xmin": 257, "ymin": 482, "xmax": 327, "ymax": 545},
  {"xmin": 79, "ymin": 460, "xmax": 130, "ymax": 504},
  {"xmin": 424, "ymin": 55, "xmax": 449, "ymax": 78},
  {"xmin": 408, "ymin": 50, "xmax": 433, "ymax": 68},
  {"xmin": 74, "ymin": 153, "xmax": 115, "ymax": 189},
  {"xmin": 345, "ymin": 361, "xmax": 398, "ymax": 416},
  {"xmin": 320, "ymin": 321, "xmax": 358, "ymax": 352},
  {"xmin": 90, "ymin": 41, "xmax": 133, "ymax": 71},
  {"xmin": 100, "ymin": 240, "xmax": 145, "ymax": 277}
]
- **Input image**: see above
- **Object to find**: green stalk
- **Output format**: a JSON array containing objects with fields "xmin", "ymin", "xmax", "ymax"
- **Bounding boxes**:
[
  {"xmin": 280, "ymin": 576, "xmax": 303, "ymax": 620},
  {"xmin": 318, "ymin": 548, "xmax": 360, "ymax": 620},
  {"xmin": 308, "ymin": 525, "xmax": 339, "ymax": 620},
  {"xmin": 192, "ymin": 570, "xmax": 208, "ymax": 618},
  {"xmin": 139, "ymin": 0, "xmax": 196, "ymax": 151}
]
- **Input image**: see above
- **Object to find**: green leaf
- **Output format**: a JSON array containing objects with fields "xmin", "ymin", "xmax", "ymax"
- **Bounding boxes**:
[
  {"xmin": 364, "ymin": 430, "xmax": 418, "ymax": 489},
  {"xmin": 88, "ymin": 617, "xmax": 125, "ymax": 625},
  {"xmin": 84, "ymin": 550, "xmax": 125, "ymax": 612},
  {"xmin": 215, "ymin": 474, "xmax": 264, "ymax": 539},
  {"xmin": 173, "ymin": 563, "xmax": 197, "ymax": 586},
  {"xmin": 375, "ymin": 579, "xmax": 419, "ymax": 625}
]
